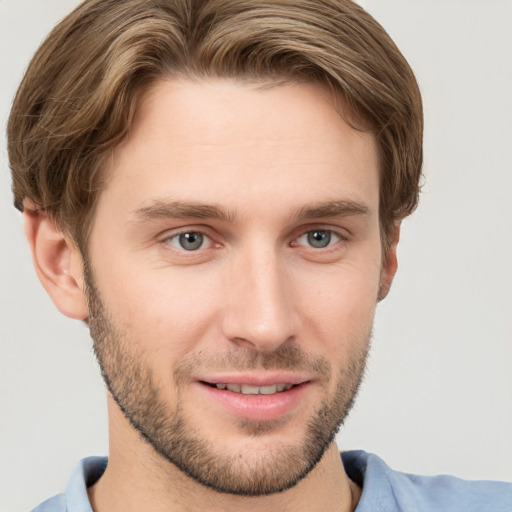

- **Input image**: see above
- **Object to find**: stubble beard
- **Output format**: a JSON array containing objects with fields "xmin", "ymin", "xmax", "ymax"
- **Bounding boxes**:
[{"xmin": 84, "ymin": 264, "xmax": 371, "ymax": 496}]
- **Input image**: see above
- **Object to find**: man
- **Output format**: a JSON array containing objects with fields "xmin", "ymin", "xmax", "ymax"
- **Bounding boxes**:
[{"xmin": 5, "ymin": 0, "xmax": 512, "ymax": 511}]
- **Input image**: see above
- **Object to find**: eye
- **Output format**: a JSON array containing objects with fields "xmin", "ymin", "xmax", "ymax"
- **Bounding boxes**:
[
  {"xmin": 296, "ymin": 229, "xmax": 341, "ymax": 249},
  {"xmin": 166, "ymin": 231, "xmax": 207, "ymax": 251}
]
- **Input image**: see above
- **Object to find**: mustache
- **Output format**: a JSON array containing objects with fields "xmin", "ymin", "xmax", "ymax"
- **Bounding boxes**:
[{"xmin": 174, "ymin": 344, "xmax": 331, "ymax": 381}]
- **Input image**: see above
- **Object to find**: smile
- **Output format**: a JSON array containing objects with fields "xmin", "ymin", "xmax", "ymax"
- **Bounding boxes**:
[
  {"xmin": 208, "ymin": 383, "xmax": 294, "ymax": 395},
  {"xmin": 197, "ymin": 379, "xmax": 309, "ymax": 421}
]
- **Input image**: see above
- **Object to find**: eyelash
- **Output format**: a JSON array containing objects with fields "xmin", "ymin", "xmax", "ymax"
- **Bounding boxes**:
[
  {"xmin": 162, "ymin": 226, "xmax": 348, "ymax": 254},
  {"xmin": 163, "ymin": 229, "xmax": 217, "ymax": 252},
  {"xmin": 293, "ymin": 229, "xmax": 343, "ymax": 250}
]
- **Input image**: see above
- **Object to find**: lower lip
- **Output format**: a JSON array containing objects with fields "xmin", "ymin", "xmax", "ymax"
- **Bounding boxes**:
[{"xmin": 195, "ymin": 382, "xmax": 309, "ymax": 421}]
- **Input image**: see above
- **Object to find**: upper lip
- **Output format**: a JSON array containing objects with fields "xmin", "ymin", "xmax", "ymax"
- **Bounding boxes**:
[{"xmin": 196, "ymin": 373, "xmax": 312, "ymax": 387}]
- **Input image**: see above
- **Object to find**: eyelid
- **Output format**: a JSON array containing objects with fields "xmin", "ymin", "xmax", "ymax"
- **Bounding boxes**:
[
  {"xmin": 160, "ymin": 225, "xmax": 220, "ymax": 250},
  {"xmin": 294, "ymin": 229, "xmax": 339, "ymax": 247},
  {"xmin": 292, "ymin": 223, "xmax": 351, "ymax": 242},
  {"xmin": 166, "ymin": 232, "xmax": 206, "ymax": 250},
  {"xmin": 157, "ymin": 223, "xmax": 350, "ymax": 252},
  {"xmin": 159, "ymin": 224, "xmax": 214, "ymax": 239}
]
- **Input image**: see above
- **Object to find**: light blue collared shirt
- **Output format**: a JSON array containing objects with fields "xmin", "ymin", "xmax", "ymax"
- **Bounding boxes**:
[{"xmin": 31, "ymin": 451, "xmax": 512, "ymax": 511}]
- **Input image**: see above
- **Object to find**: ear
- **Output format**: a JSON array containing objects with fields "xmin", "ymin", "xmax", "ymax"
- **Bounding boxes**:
[
  {"xmin": 378, "ymin": 221, "xmax": 401, "ymax": 301},
  {"xmin": 23, "ymin": 208, "xmax": 88, "ymax": 320}
]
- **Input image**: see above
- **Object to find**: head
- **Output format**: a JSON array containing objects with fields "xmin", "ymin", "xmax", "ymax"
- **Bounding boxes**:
[
  {"xmin": 8, "ymin": 0, "xmax": 422, "ymax": 253},
  {"xmin": 8, "ymin": 0, "xmax": 423, "ymax": 498}
]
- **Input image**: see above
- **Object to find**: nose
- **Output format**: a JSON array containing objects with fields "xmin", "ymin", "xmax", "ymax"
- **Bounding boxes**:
[{"xmin": 221, "ymin": 245, "xmax": 296, "ymax": 352}]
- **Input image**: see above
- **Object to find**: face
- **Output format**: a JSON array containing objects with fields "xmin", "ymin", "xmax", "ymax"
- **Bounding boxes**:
[{"xmin": 84, "ymin": 79, "xmax": 390, "ymax": 495}]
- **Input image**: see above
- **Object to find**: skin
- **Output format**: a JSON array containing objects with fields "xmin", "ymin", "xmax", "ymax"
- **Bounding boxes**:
[{"xmin": 24, "ymin": 79, "xmax": 400, "ymax": 512}]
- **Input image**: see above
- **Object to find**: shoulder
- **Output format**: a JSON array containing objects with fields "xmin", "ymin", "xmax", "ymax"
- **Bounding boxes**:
[
  {"xmin": 30, "ymin": 456, "xmax": 107, "ymax": 512},
  {"xmin": 342, "ymin": 450, "xmax": 512, "ymax": 512},
  {"xmin": 31, "ymin": 494, "xmax": 66, "ymax": 512}
]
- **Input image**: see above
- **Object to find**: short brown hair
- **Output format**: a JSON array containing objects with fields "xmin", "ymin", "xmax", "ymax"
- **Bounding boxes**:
[{"xmin": 7, "ymin": 0, "xmax": 423, "ymax": 250}]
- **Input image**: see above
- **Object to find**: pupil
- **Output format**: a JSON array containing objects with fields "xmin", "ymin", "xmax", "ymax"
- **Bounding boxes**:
[
  {"xmin": 179, "ymin": 232, "xmax": 203, "ymax": 250},
  {"xmin": 308, "ymin": 230, "xmax": 330, "ymax": 248}
]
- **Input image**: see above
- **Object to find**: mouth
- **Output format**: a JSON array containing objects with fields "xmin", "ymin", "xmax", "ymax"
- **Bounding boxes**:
[
  {"xmin": 201, "ymin": 382, "xmax": 295, "ymax": 395},
  {"xmin": 195, "ymin": 377, "xmax": 311, "ymax": 421}
]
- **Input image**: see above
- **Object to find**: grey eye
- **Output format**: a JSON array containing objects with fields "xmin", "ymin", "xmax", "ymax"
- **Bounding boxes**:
[
  {"xmin": 177, "ymin": 232, "xmax": 204, "ymax": 250},
  {"xmin": 307, "ymin": 230, "xmax": 332, "ymax": 248}
]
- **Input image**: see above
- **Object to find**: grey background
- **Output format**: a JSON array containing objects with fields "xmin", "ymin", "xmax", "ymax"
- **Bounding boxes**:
[{"xmin": 1, "ymin": 1, "xmax": 511, "ymax": 511}]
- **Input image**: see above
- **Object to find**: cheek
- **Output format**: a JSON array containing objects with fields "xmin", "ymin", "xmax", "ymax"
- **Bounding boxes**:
[
  {"xmin": 97, "ymin": 262, "xmax": 223, "ymax": 354},
  {"xmin": 294, "ymin": 261, "xmax": 380, "ymax": 350}
]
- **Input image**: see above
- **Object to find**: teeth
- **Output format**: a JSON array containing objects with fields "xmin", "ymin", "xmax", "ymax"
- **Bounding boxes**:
[
  {"xmin": 215, "ymin": 383, "xmax": 293, "ymax": 395},
  {"xmin": 241, "ymin": 384, "xmax": 260, "ymax": 395}
]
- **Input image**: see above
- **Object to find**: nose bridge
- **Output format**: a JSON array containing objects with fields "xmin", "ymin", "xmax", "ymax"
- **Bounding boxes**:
[{"xmin": 222, "ymin": 240, "xmax": 295, "ymax": 351}]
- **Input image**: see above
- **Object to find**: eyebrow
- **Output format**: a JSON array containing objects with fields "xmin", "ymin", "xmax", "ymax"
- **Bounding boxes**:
[
  {"xmin": 294, "ymin": 199, "xmax": 371, "ymax": 220},
  {"xmin": 130, "ymin": 198, "xmax": 370, "ymax": 225},
  {"xmin": 131, "ymin": 200, "xmax": 236, "ymax": 223}
]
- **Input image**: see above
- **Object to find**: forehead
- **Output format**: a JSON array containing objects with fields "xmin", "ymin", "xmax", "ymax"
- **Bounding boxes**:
[{"xmin": 98, "ymin": 78, "xmax": 379, "ymax": 222}]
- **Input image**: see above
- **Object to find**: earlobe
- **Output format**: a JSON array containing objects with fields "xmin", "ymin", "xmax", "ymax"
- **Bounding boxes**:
[
  {"xmin": 23, "ymin": 208, "xmax": 88, "ymax": 320},
  {"xmin": 378, "ymin": 222, "xmax": 401, "ymax": 301}
]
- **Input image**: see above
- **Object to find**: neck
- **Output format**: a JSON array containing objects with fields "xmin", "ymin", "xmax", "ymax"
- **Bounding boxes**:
[{"xmin": 88, "ymin": 398, "xmax": 361, "ymax": 512}]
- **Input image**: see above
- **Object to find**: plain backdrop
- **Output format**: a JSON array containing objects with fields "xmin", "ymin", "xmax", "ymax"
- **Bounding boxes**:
[{"xmin": 1, "ymin": 1, "xmax": 511, "ymax": 511}]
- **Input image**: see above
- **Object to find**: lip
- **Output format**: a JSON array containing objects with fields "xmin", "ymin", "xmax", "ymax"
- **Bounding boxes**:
[
  {"xmin": 198, "ymin": 372, "xmax": 312, "ymax": 387},
  {"xmin": 193, "ymin": 373, "xmax": 312, "ymax": 422}
]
